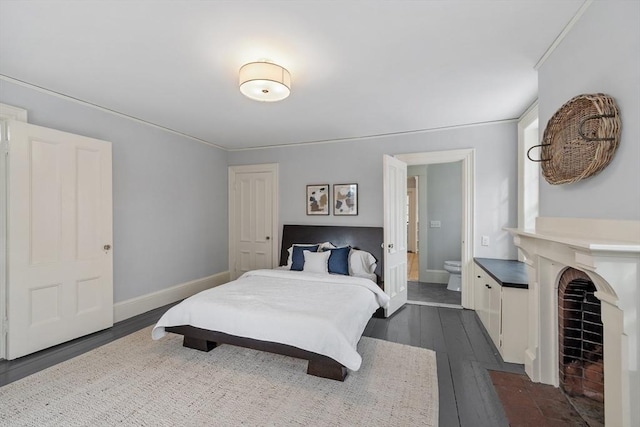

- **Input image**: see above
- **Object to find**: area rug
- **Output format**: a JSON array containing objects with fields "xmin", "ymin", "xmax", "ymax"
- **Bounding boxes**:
[{"xmin": 0, "ymin": 327, "xmax": 438, "ymax": 426}]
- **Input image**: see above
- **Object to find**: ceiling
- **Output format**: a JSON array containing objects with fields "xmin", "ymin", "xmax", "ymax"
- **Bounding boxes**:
[{"xmin": 0, "ymin": 1, "xmax": 585, "ymax": 150}]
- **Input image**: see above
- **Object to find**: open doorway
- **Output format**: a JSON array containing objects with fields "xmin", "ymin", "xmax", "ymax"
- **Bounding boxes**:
[
  {"xmin": 396, "ymin": 149, "xmax": 475, "ymax": 309},
  {"xmin": 406, "ymin": 162, "xmax": 462, "ymax": 307},
  {"xmin": 407, "ymin": 176, "xmax": 418, "ymax": 280}
]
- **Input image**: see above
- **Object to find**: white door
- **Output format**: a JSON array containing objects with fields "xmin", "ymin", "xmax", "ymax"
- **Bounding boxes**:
[
  {"xmin": 383, "ymin": 155, "xmax": 408, "ymax": 317},
  {"xmin": 6, "ymin": 120, "xmax": 113, "ymax": 360},
  {"xmin": 229, "ymin": 164, "xmax": 278, "ymax": 280}
]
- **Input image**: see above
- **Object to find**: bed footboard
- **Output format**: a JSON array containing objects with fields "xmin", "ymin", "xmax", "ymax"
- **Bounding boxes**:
[
  {"xmin": 307, "ymin": 355, "xmax": 348, "ymax": 381},
  {"xmin": 182, "ymin": 335, "xmax": 216, "ymax": 352},
  {"xmin": 164, "ymin": 325, "xmax": 348, "ymax": 381}
]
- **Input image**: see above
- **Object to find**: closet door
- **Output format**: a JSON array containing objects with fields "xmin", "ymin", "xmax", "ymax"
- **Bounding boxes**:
[
  {"xmin": 6, "ymin": 120, "xmax": 113, "ymax": 359},
  {"xmin": 228, "ymin": 164, "xmax": 278, "ymax": 280}
]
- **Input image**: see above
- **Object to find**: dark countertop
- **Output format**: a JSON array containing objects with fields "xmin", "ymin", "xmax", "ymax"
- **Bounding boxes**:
[{"xmin": 474, "ymin": 258, "xmax": 528, "ymax": 289}]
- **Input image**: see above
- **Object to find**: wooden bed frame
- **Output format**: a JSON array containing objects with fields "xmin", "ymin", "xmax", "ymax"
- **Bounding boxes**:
[{"xmin": 165, "ymin": 224, "xmax": 384, "ymax": 381}]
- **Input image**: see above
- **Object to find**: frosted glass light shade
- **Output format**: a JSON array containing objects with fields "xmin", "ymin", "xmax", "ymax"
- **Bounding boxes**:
[{"xmin": 239, "ymin": 62, "xmax": 291, "ymax": 102}]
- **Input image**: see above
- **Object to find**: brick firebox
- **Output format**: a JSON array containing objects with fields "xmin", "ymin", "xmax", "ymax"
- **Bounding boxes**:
[{"xmin": 558, "ymin": 268, "xmax": 604, "ymax": 403}]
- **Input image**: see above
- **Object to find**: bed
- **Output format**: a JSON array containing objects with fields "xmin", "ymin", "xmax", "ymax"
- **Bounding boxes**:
[{"xmin": 152, "ymin": 225, "xmax": 388, "ymax": 381}]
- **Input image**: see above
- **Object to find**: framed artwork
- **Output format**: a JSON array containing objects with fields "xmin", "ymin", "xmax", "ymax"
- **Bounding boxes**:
[
  {"xmin": 306, "ymin": 184, "xmax": 330, "ymax": 215},
  {"xmin": 333, "ymin": 183, "xmax": 358, "ymax": 216}
]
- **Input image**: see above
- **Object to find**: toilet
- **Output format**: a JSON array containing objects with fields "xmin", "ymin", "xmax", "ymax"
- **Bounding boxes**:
[{"xmin": 444, "ymin": 260, "xmax": 462, "ymax": 292}]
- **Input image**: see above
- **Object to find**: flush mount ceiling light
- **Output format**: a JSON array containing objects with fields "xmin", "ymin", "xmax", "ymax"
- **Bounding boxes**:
[{"xmin": 239, "ymin": 61, "xmax": 291, "ymax": 102}]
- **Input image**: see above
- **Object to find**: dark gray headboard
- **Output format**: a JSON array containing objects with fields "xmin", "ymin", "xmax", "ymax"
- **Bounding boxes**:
[{"xmin": 280, "ymin": 224, "xmax": 384, "ymax": 281}]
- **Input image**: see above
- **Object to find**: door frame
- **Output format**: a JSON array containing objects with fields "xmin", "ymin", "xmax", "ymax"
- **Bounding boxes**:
[
  {"xmin": 407, "ymin": 185, "xmax": 418, "ymax": 253},
  {"xmin": 517, "ymin": 102, "xmax": 539, "ymax": 261},
  {"xmin": 228, "ymin": 163, "xmax": 279, "ymax": 278},
  {"xmin": 395, "ymin": 149, "xmax": 475, "ymax": 309},
  {"xmin": 0, "ymin": 103, "xmax": 28, "ymax": 360}
]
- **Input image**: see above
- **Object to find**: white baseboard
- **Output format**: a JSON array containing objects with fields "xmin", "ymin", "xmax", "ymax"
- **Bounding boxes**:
[
  {"xmin": 113, "ymin": 271, "xmax": 230, "ymax": 323},
  {"xmin": 423, "ymin": 269, "xmax": 449, "ymax": 284}
]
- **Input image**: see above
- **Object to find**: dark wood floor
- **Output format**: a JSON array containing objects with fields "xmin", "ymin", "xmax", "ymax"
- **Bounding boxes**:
[{"xmin": 0, "ymin": 303, "xmax": 523, "ymax": 426}]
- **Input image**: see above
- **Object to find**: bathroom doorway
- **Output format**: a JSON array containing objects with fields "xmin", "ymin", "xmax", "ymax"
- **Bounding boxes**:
[
  {"xmin": 396, "ymin": 149, "xmax": 475, "ymax": 309},
  {"xmin": 406, "ymin": 162, "xmax": 462, "ymax": 307},
  {"xmin": 407, "ymin": 176, "xmax": 419, "ymax": 281}
]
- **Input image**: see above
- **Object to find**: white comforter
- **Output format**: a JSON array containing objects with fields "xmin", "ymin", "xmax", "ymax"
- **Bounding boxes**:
[{"xmin": 152, "ymin": 269, "xmax": 390, "ymax": 371}]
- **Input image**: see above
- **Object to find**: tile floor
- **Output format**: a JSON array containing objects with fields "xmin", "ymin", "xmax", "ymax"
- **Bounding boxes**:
[
  {"xmin": 408, "ymin": 281, "xmax": 462, "ymax": 305},
  {"xmin": 489, "ymin": 370, "xmax": 590, "ymax": 426}
]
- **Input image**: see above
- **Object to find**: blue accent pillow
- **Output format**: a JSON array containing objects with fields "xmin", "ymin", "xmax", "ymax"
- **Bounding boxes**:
[
  {"xmin": 323, "ymin": 246, "xmax": 351, "ymax": 275},
  {"xmin": 291, "ymin": 245, "xmax": 320, "ymax": 271}
]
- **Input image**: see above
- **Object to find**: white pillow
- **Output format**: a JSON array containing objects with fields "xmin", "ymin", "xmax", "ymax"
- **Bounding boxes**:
[
  {"xmin": 303, "ymin": 250, "xmax": 330, "ymax": 274},
  {"xmin": 286, "ymin": 244, "xmax": 318, "ymax": 267},
  {"xmin": 349, "ymin": 249, "xmax": 377, "ymax": 275},
  {"xmin": 286, "ymin": 242, "xmax": 334, "ymax": 266}
]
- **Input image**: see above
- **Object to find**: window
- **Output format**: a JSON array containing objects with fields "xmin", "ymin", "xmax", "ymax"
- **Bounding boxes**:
[{"xmin": 517, "ymin": 103, "xmax": 539, "ymax": 254}]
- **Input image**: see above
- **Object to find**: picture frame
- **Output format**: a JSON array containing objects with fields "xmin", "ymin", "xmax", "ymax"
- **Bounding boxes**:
[
  {"xmin": 306, "ymin": 184, "xmax": 330, "ymax": 215},
  {"xmin": 333, "ymin": 183, "xmax": 358, "ymax": 216}
]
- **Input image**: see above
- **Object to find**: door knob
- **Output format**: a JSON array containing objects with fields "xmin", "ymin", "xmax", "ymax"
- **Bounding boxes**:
[
  {"xmin": 388, "ymin": 243, "xmax": 394, "ymax": 249},
  {"xmin": 266, "ymin": 236, "xmax": 270, "ymax": 240},
  {"xmin": 104, "ymin": 244, "xmax": 111, "ymax": 251}
]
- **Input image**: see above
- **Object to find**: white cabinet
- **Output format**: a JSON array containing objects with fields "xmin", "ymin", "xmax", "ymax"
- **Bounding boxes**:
[
  {"xmin": 488, "ymin": 277, "xmax": 501, "ymax": 347},
  {"xmin": 474, "ymin": 262, "xmax": 528, "ymax": 364},
  {"xmin": 474, "ymin": 265, "xmax": 492, "ymax": 327}
]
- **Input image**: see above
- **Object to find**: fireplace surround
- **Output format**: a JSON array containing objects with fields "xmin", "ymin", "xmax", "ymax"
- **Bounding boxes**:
[{"xmin": 509, "ymin": 217, "xmax": 640, "ymax": 427}]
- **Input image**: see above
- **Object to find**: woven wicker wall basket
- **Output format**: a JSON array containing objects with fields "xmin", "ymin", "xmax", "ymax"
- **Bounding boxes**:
[{"xmin": 529, "ymin": 93, "xmax": 621, "ymax": 185}]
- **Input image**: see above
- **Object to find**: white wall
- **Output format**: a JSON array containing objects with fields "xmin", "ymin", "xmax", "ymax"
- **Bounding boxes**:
[
  {"xmin": 538, "ymin": 1, "xmax": 640, "ymax": 220},
  {"xmin": 229, "ymin": 121, "xmax": 519, "ymax": 259},
  {"xmin": 0, "ymin": 80, "xmax": 229, "ymax": 303}
]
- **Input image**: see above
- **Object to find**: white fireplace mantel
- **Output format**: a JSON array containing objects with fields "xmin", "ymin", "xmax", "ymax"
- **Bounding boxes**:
[{"xmin": 508, "ymin": 217, "xmax": 640, "ymax": 427}]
